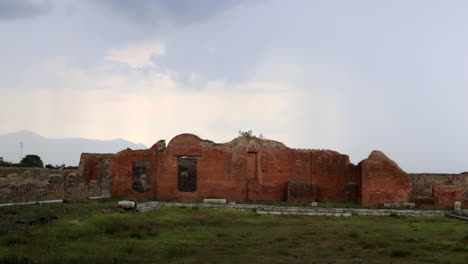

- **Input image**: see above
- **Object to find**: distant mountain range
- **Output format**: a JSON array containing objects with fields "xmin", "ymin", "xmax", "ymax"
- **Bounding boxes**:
[{"xmin": 0, "ymin": 130, "xmax": 147, "ymax": 166}]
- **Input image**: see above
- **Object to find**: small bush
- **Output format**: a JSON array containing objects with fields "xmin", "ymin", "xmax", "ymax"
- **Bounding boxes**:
[
  {"xmin": 216, "ymin": 233, "xmax": 229, "ymax": 237},
  {"xmin": 453, "ymin": 243, "xmax": 468, "ymax": 252},
  {"xmin": 146, "ymin": 230, "xmax": 159, "ymax": 237},
  {"xmin": 359, "ymin": 241, "xmax": 376, "ymax": 249},
  {"xmin": 51, "ymin": 256, "xmax": 122, "ymax": 264},
  {"xmin": 89, "ymin": 214, "xmax": 156, "ymax": 235},
  {"xmin": 391, "ymin": 249, "xmax": 411, "ymax": 257},
  {"xmin": 274, "ymin": 237, "xmax": 288, "ymax": 242},
  {"xmin": 0, "ymin": 256, "xmax": 33, "ymax": 264},
  {"xmin": 129, "ymin": 232, "xmax": 143, "ymax": 239},
  {"xmin": 167, "ymin": 245, "xmax": 195, "ymax": 259},
  {"xmin": 338, "ymin": 242, "xmax": 346, "ymax": 251},
  {"xmin": 277, "ymin": 249, "xmax": 292, "ymax": 256},
  {"xmin": 2, "ymin": 235, "xmax": 27, "ymax": 247},
  {"xmin": 349, "ymin": 231, "xmax": 360, "ymax": 239}
]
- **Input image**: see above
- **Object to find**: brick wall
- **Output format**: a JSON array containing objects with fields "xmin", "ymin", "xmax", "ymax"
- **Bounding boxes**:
[
  {"xmin": 104, "ymin": 134, "xmax": 360, "ymax": 203},
  {"xmin": 360, "ymin": 151, "xmax": 411, "ymax": 206}
]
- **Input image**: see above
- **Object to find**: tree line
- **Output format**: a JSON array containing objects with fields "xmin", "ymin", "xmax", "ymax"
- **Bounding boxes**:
[{"xmin": 0, "ymin": 155, "xmax": 78, "ymax": 169}]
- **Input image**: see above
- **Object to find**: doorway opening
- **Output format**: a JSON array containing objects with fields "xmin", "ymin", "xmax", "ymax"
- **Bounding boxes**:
[{"xmin": 177, "ymin": 156, "xmax": 197, "ymax": 192}]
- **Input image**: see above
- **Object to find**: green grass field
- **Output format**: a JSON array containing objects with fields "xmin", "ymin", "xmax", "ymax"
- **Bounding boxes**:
[{"xmin": 0, "ymin": 199, "xmax": 467, "ymax": 264}]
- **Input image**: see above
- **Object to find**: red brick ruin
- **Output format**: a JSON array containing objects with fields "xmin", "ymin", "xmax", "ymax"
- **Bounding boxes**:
[{"xmin": 79, "ymin": 134, "xmax": 464, "ymax": 206}]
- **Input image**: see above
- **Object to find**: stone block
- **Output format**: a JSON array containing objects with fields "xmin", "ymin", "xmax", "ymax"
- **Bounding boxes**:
[
  {"xmin": 383, "ymin": 202, "xmax": 415, "ymax": 209},
  {"xmin": 203, "ymin": 198, "xmax": 227, "ymax": 205},
  {"xmin": 118, "ymin": 200, "xmax": 136, "ymax": 209},
  {"xmin": 454, "ymin": 201, "xmax": 462, "ymax": 215}
]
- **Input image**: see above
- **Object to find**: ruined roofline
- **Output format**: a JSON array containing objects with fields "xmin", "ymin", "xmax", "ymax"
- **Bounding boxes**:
[
  {"xmin": 409, "ymin": 172, "xmax": 468, "ymax": 176},
  {"xmin": 144, "ymin": 133, "xmax": 360, "ymax": 155},
  {"xmin": 80, "ymin": 152, "xmax": 115, "ymax": 155},
  {"xmin": 159, "ymin": 133, "xmax": 289, "ymax": 149},
  {"xmin": 160, "ymin": 133, "xmax": 351, "ymax": 152}
]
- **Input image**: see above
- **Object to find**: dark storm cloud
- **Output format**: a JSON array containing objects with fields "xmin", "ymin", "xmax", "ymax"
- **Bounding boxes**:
[
  {"xmin": 0, "ymin": 0, "xmax": 51, "ymax": 20},
  {"xmin": 94, "ymin": 0, "xmax": 248, "ymax": 26}
]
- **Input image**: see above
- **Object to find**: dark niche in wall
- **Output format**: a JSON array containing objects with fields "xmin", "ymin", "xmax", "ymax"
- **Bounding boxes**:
[
  {"xmin": 178, "ymin": 156, "xmax": 197, "ymax": 192},
  {"xmin": 132, "ymin": 161, "xmax": 151, "ymax": 193}
]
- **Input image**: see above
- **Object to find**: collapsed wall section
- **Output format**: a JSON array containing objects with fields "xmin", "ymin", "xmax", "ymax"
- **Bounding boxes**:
[
  {"xmin": 409, "ymin": 173, "xmax": 468, "ymax": 206},
  {"xmin": 0, "ymin": 167, "xmax": 76, "ymax": 204}
]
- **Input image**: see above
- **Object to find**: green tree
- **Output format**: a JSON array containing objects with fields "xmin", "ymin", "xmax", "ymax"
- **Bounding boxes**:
[
  {"xmin": 0, "ymin": 157, "xmax": 12, "ymax": 167},
  {"xmin": 19, "ymin": 154, "xmax": 44, "ymax": 168}
]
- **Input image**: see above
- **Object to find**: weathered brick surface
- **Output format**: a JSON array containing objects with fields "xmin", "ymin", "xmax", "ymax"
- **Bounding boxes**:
[
  {"xmin": 360, "ymin": 151, "xmax": 411, "ymax": 206},
  {"xmin": 111, "ymin": 148, "xmax": 156, "ymax": 200},
  {"xmin": 78, "ymin": 153, "xmax": 113, "ymax": 197},
  {"xmin": 287, "ymin": 180, "xmax": 315, "ymax": 202},
  {"xmin": 433, "ymin": 185, "xmax": 463, "ymax": 208}
]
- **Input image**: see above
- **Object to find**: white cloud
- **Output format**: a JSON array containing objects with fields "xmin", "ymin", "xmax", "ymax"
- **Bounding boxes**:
[
  {"xmin": 104, "ymin": 42, "xmax": 166, "ymax": 68},
  {"xmin": 0, "ymin": 54, "xmax": 296, "ymax": 148}
]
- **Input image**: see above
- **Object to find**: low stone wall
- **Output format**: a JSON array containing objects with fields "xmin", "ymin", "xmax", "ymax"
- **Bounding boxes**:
[
  {"xmin": 0, "ymin": 167, "xmax": 103, "ymax": 204},
  {"xmin": 0, "ymin": 168, "xmax": 70, "ymax": 203},
  {"xmin": 158, "ymin": 202, "xmax": 449, "ymax": 216}
]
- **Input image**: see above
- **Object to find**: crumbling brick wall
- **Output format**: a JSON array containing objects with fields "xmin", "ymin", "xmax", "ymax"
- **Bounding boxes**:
[
  {"xmin": 433, "ymin": 185, "xmax": 463, "ymax": 208},
  {"xmin": 78, "ymin": 153, "xmax": 114, "ymax": 197},
  {"xmin": 360, "ymin": 151, "xmax": 412, "ymax": 206},
  {"xmin": 409, "ymin": 173, "xmax": 468, "ymax": 204}
]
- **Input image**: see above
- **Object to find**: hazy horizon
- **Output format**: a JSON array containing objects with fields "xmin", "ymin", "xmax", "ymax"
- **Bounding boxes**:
[{"xmin": 0, "ymin": 0, "xmax": 467, "ymax": 173}]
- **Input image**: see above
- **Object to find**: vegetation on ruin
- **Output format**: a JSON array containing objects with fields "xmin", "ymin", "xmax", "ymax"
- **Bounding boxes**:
[
  {"xmin": 0, "ymin": 199, "xmax": 466, "ymax": 264},
  {"xmin": 238, "ymin": 130, "xmax": 265, "ymax": 139}
]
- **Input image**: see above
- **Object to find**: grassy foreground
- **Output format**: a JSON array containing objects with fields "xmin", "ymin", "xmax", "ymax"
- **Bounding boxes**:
[{"xmin": 0, "ymin": 200, "xmax": 467, "ymax": 264}]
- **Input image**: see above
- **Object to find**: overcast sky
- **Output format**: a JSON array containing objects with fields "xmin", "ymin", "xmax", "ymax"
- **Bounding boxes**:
[{"xmin": 0, "ymin": 0, "xmax": 467, "ymax": 173}]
